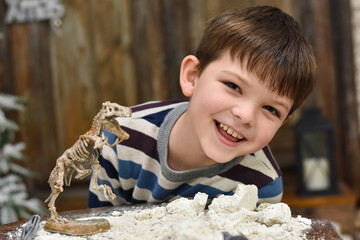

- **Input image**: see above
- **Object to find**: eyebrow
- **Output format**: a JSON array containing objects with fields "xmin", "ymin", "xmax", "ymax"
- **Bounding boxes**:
[
  {"xmin": 221, "ymin": 70, "xmax": 250, "ymax": 87},
  {"xmin": 273, "ymin": 98, "xmax": 291, "ymax": 113},
  {"xmin": 222, "ymin": 70, "xmax": 292, "ymax": 113}
]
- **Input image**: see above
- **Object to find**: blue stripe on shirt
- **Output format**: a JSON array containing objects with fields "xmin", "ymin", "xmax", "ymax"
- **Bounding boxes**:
[
  {"xmin": 142, "ymin": 109, "xmax": 173, "ymax": 127},
  {"xmin": 88, "ymin": 191, "xmax": 113, "ymax": 208},
  {"xmin": 118, "ymin": 160, "xmax": 142, "ymax": 179},
  {"xmin": 257, "ymin": 176, "xmax": 283, "ymax": 198},
  {"xmin": 104, "ymin": 129, "xmax": 118, "ymax": 146},
  {"xmin": 137, "ymin": 170, "xmax": 169, "ymax": 194},
  {"xmin": 97, "ymin": 178, "xmax": 135, "ymax": 202},
  {"xmin": 117, "ymin": 160, "xmax": 230, "ymax": 201},
  {"xmin": 174, "ymin": 184, "xmax": 231, "ymax": 199},
  {"xmin": 138, "ymin": 173, "xmax": 231, "ymax": 200},
  {"xmin": 117, "ymin": 161, "xmax": 174, "ymax": 200},
  {"xmin": 99, "ymin": 156, "xmax": 119, "ymax": 180}
]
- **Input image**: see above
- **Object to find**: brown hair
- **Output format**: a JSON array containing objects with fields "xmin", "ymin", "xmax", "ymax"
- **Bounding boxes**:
[{"xmin": 195, "ymin": 6, "xmax": 316, "ymax": 115}]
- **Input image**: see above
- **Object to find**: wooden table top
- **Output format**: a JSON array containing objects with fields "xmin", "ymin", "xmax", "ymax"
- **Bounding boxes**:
[{"xmin": 0, "ymin": 204, "xmax": 342, "ymax": 240}]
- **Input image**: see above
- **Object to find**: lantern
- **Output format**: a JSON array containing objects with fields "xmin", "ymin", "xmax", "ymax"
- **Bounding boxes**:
[{"xmin": 294, "ymin": 108, "xmax": 338, "ymax": 197}]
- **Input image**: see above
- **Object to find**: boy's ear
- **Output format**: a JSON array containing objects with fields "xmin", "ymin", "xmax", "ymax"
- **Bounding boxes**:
[{"xmin": 180, "ymin": 55, "xmax": 200, "ymax": 97}]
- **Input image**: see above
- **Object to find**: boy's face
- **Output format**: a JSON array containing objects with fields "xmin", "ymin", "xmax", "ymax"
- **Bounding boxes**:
[{"xmin": 181, "ymin": 51, "xmax": 293, "ymax": 164}]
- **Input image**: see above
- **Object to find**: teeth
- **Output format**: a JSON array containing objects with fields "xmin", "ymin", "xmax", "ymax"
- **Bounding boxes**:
[
  {"xmin": 219, "ymin": 123, "xmax": 243, "ymax": 140},
  {"xmin": 221, "ymin": 123, "xmax": 228, "ymax": 131}
]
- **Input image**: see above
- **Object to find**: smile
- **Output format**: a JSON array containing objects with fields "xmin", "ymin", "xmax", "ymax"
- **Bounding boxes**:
[{"xmin": 216, "ymin": 121, "xmax": 244, "ymax": 142}]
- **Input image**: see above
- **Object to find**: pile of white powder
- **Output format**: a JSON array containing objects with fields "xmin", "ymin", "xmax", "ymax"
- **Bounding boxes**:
[{"xmin": 26, "ymin": 184, "xmax": 312, "ymax": 240}]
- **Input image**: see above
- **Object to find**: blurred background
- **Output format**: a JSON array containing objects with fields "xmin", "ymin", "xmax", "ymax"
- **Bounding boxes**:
[{"xmin": 1, "ymin": 0, "xmax": 360, "ymax": 238}]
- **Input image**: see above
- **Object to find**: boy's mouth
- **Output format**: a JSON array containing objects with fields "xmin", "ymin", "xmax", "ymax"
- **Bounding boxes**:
[{"xmin": 216, "ymin": 121, "xmax": 244, "ymax": 142}]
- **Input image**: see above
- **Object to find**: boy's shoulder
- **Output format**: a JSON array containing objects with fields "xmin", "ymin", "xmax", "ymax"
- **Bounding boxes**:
[
  {"xmin": 113, "ymin": 99, "xmax": 188, "ymax": 136},
  {"xmin": 130, "ymin": 99, "xmax": 188, "ymax": 120},
  {"xmin": 131, "ymin": 99, "xmax": 187, "ymax": 113}
]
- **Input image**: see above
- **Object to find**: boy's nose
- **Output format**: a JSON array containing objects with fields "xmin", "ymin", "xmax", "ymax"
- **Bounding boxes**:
[{"xmin": 231, "ymin": 104, "xmax": 255, "ymax": 127}]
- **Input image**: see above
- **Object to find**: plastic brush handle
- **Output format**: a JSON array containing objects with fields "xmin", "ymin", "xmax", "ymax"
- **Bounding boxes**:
[
  {"xmin": 222, "ymin": 231, "xmax": 249, "ymax": 240},
  {"xmin": 20, "ymin": 215, "xmax": 41, "ymax": 240}
]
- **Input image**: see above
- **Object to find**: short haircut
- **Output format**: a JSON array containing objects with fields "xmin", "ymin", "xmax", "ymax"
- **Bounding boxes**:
[{"xmin": 195, "ymin": 6, "xmax": 317, "ymax": 115}]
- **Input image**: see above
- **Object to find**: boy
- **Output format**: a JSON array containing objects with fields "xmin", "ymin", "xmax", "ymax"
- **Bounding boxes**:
[{"xmin": 88, "ymin": 5, "xmax": 316, "ymax": 207}]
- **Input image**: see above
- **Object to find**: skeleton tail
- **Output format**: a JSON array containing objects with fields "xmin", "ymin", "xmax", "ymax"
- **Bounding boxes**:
[{"xmin": 44, "ymin": 167, "xmax": 56, "ymax": 203}]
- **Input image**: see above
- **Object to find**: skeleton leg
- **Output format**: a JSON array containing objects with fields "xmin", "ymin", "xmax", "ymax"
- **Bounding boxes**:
[
  {"xmin": 71, "ymin": 163, "xmax": 92, "ymax": 180},
  {"xmin": 91, "ymin": 160, "xmax": 116, "ymax": 200},
  {"xmin": 64, "ymin": 168, "xmax": 75, "ymax": 186},
  {"xmin": 45, "ymin": 158, "xmax": 68, "ymax": 223},
  {"xmin": 45, "ymin": 191, "xmax": 67, "ymax": 223}
]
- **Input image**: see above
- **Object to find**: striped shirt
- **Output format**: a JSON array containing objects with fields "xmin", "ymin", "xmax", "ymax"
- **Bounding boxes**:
[{"xmin": 88, "ymin": 100, "xmax": 283, "ymax": 207}]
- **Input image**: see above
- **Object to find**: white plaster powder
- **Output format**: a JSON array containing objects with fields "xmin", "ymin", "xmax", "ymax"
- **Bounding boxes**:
[{"xmin": 32, "ymin": 184, "xmax": 311, "ymax": 240}]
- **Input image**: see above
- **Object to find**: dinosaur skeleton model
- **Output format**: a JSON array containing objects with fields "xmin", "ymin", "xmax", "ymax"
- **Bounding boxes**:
[{"xmin": 45, "ymin": 101, "xmax": 131, "ymax": 223}]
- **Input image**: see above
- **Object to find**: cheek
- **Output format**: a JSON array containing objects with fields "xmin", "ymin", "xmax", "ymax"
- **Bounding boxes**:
[
  {"xmin": 256, "ymin": 123, "xmax": 281, "ymax": 147},
  {"xmin": 191, "ymin": 88, "xmax": 222, "ymax": 114},
  {"xmin": 259, "ymin": 132, "xmax": 275, "ymax": 146}
]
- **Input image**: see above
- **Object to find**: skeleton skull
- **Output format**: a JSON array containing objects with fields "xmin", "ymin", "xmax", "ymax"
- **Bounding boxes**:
[{"xmin": 102, "ymin": 101, "xmax": 132, "ymax": 118}]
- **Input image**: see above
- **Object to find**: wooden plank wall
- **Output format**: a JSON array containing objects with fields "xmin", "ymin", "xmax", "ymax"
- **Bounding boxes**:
[{"xmin": 0, "ymin": 0, "xmax": 359, "ymax": 198}]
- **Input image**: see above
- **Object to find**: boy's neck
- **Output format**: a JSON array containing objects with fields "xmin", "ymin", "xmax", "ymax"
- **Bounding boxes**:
[{"xmin": 167, "ymin": 112, "xmax": 216, "ymax": 171}]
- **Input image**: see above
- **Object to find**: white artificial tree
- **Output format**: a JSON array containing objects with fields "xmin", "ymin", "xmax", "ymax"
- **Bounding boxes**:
[{"xmin": 0, "ymin": 93, "xmax": 47, "ymax": 225}]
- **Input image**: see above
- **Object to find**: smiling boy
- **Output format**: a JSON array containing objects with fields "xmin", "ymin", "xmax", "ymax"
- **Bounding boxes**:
[
  {"xmin": 88, "ymin": 6, "xmax": 316, "ymax": 207},
  {"xmin": 171, "ymin": 53, "xmax": 293, "ymax": 170}
]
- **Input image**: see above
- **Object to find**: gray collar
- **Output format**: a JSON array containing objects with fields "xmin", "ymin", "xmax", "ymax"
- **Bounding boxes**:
[{"xmin": 157, "ymin": 102, "xmax": 242, "ymax": 182}]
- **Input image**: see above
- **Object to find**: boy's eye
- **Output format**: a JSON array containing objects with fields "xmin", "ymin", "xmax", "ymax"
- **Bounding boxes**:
[
  {"xmin": 264, "ymin": 106, "xmax": 280, "ymax": 118},
  {"xmin": 224, "ymin": 82, "xmax": 241, "ymax": 93}
]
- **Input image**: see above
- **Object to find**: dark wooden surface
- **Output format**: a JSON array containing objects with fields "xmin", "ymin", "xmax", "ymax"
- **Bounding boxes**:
[{"xmin": 0, "ymin": 204, "xmax": 342, "ymax": 240}]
